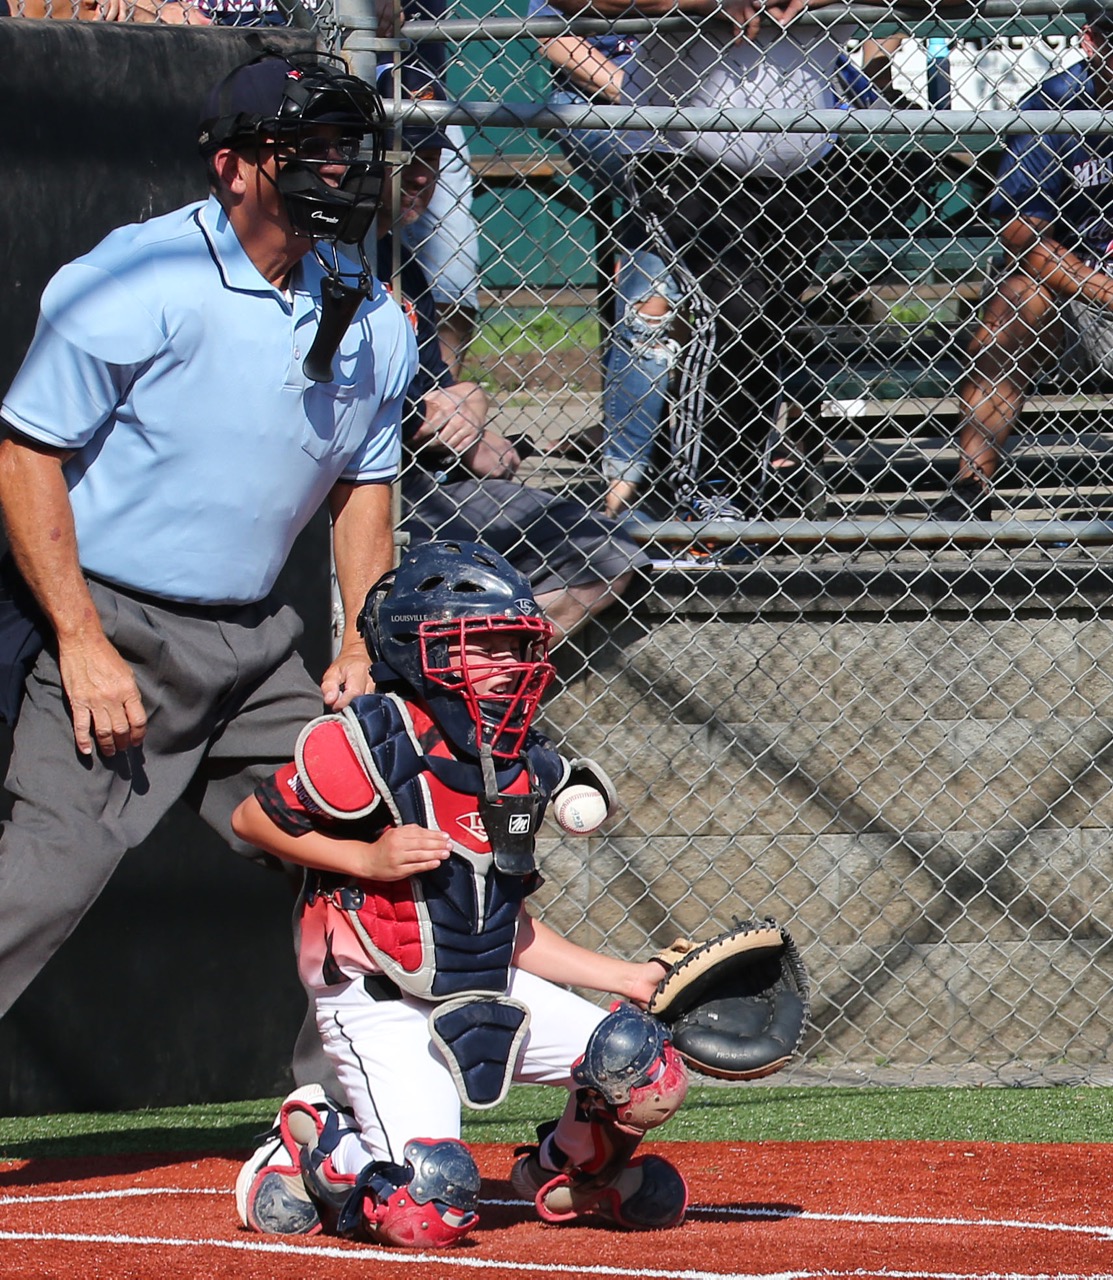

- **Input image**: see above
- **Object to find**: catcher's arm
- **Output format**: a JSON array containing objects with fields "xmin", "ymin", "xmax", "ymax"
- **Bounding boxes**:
[
  {"xmin": 231, "ymin": 789, "xmax": 450, "ymax": 881},
  {"xmin": 513, "ymin": 915, "xmax": 663, "ymax": 1006}
]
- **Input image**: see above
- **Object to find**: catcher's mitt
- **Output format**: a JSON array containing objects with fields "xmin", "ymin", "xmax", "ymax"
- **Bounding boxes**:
[{"xmin": 646, "ymin": 918, "xmax": 809, "ymax": 1081}]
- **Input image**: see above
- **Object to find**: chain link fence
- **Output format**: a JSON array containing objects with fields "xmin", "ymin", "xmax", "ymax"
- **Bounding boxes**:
[
  {"xmin": 13, "ymin": 0, "xmax": 1113, "ymax": 1082},
  {"xmin": 366, "ymin": 0, "xmax": 1113, "ymax": 1085}
]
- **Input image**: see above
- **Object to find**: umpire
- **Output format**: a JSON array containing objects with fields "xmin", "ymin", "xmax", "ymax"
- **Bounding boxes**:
[{"xmin": 0, "ymin": 52, "xmax": 416, "ymax": 1023}]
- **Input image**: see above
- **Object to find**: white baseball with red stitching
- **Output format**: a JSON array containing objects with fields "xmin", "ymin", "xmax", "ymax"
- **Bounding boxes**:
[{"xmin": 553, "ymin": 784, "xmax": 608, "ymax": 834}]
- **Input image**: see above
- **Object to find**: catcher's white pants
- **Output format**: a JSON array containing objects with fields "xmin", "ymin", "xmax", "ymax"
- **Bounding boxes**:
[{"xmin": 313, "ymin": 968, "xmax": 607, "ymax": 1177}]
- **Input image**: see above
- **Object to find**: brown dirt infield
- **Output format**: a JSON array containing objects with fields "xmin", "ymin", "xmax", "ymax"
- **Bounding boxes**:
[{"xmin": 2, "ymin": 1140, "xmax": 1112, "ymax": 1279}]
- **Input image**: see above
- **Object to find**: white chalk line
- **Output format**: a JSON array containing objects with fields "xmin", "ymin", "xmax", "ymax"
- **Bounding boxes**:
[
  {"xmin": 0, "ymin": 1231, "xmax": 813, "ymax": 1280},
  {"xmin": 0, "ymin": 1186, "xmax": 222, "ymax": 1204},
  {"xmin": 11, "ymin": 1188, "xmax": 1109, "ymax": 1242},
  {"xmin": 2, "ymin": 1187, "xmax": 1113, "ymax": 1279},
  {"xmin": 0, "ymin": 1235, "xmax": 1110, "ymax": 1280}
]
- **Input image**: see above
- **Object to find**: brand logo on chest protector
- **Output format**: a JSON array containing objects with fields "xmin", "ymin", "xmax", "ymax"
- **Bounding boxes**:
[
  {"xmin": 458, "ymin": 812, "xmax": 489, "ymax": 842},
  {"xmin": 508, "ymin": 814, "xmax": 531, "ymax": 834}
]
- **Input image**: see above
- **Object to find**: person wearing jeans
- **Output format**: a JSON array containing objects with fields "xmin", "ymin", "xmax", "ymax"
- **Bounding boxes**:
[{"xmin": 531, "ymin": 4, "xmax": 681, "ymax": 520}]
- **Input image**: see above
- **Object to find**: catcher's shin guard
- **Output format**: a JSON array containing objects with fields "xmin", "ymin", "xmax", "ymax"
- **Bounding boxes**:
[
  {"xmin": 235, "ymin": 1084, "xmax": 350, "ymax": 1235},
  {"xmin": 336, "ymin": 1138, "xmax": 482, "ymax": 1247},
  {"xmin": 281, "ymin": 1091, "xmax": 362, "ymax": 1233},
  {"xmin": 511, "ymin": 1123, "xmax": 687, "ymax": 1230},
  {"xmin": 509, "ymin": 1007, "xmax": 690, "ymax": 1232}
]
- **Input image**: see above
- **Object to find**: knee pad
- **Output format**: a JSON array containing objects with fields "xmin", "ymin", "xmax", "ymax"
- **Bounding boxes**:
[
  {"xmin": 572, "ymin": 1004, "xmax": 689, "ymax": 1135},
  {"xmin": 339, "ymin": 1138, "xmax": 481, "ymax": 1248}
]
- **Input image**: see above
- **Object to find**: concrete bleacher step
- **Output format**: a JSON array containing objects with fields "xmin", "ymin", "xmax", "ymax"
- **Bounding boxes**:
[
  {"xmin": 829, "ymin": 492, "xmax": 1113, "ymax": 522},
  {"xmin": 819, "ymin": 393, "xmax": 1113, "ymax": 431},
  {"xmin": 823, "ymin": 434, "xmax": 1113, "ymax": 487}
]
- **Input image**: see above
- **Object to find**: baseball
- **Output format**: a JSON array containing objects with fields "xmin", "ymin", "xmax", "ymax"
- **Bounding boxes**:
[{"xmin": 553, "ymin": 784, "xmax": 609, "ymax": 835}]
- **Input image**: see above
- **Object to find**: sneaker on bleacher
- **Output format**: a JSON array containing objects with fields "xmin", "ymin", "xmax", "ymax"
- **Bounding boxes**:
[
  {"xmin": 685, "ymin": 492, "xmax": 749, "ymax": 523},
  {"xmin": 932, "ymin": 477, "xmax": 997, "ymax": 521}
]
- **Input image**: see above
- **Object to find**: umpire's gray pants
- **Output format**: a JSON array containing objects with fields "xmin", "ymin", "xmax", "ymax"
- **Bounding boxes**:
[{"xmin": 0, "ymin": 577, "xmax": 324, "ymax": 1020}]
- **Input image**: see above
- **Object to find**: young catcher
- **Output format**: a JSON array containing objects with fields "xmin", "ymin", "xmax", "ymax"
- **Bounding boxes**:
[{"xmin": 231, "ymin": 538, "xmax": 690, "ymax": 1247}]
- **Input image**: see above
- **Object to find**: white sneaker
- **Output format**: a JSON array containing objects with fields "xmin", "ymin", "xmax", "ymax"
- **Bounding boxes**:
[{"xmin": 234, "ymin": 1084, "xmax": 334, "ymax": 1235}]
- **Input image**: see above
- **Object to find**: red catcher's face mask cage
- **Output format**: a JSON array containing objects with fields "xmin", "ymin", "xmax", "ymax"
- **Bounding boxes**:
[{"xmin": 419, "ymin": 615, "xmax": 556, "ymax": 758}]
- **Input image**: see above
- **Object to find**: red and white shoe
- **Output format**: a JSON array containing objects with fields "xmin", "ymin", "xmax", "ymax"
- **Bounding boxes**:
[{"xmin": 234, "ymin": 1084, "xmax": 350, "ymax": 1235}]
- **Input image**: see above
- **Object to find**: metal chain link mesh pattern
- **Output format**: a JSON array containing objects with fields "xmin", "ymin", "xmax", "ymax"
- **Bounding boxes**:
[
  {"xmin": 15, "ymin": 0, "xmax": 1113, "ymax": 1080},
  {"xmin": 384, "ymin": 5, "xmax": 1113, "ymax": 1082}
]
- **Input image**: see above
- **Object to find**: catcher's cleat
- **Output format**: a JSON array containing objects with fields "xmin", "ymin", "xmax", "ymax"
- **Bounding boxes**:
[
  {"xmin": 235, "ymin": 1084, "xmax": 344, "ymax": 1235},
  {"xmin": 511, "ymin": 1142, "xmax": 688, "ymax": 1230},
  {"xmin": 281, "ymin": 1089, "xmax": 362, "ymax": 1232}
]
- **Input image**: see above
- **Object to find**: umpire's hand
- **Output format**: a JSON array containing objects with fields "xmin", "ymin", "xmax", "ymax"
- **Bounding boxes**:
[{"xmin": 58, "ymin": 632, "xmax": 147, "ymax": 758}]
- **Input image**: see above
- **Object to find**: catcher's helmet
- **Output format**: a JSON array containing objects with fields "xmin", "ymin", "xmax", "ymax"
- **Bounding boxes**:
[
  {"xmin": 198, "ymin": 51, "xmax": 387, "ymax": 245},
  {"xmin": 358, "ymin": 541, "xmax": 555, "ymax": 760}
]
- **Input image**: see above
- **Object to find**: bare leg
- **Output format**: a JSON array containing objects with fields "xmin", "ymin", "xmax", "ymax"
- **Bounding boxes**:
[
  {"xmin": 955, "ymin": 274, "xmax": 1061, "ymax": 484},
  {"xmin": 536, "ymin": 572, "xmax": 634, "ymax": 645}
]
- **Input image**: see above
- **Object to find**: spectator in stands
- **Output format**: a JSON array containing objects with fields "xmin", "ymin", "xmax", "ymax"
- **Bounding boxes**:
[
  {"xmin": 528, "ymin": 4, "xmax": 681, "ymax": 522},
  {"xmin": 547, "ymin": 0, "xmax": 960, "ymax": 526},
  {"xmin": 379, "ymin": 65, "xmax": 649, "ymax": 641},
  {"xmin": 195, "ymin": 0, "xmax": 283, "ymax": 25},
  {"xmin": 376, "ymin": 2, "xmax": 480, "ymax": 378},
  {"xmin": 935, "ymin": 15, "xmax": 1113, "ymax": 520},
  {"xmin": 21, "ymin": 0, "xmax": 206, "ymax": 18}
]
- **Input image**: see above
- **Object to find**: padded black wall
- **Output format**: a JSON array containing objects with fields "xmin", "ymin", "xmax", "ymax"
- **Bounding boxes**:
[{"xmin": 0, "ymin": 20, "xmax": 330, "ymax": 1116}]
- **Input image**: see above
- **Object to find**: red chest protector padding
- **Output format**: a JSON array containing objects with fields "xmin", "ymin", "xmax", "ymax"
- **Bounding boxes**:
[
  {"xmin": 297, "ymin": 694, "xmax": 545, "ymax": 1000},
  {"xmin": 295, "ymin": 714, "xmax": 380, "ymax": 818}
]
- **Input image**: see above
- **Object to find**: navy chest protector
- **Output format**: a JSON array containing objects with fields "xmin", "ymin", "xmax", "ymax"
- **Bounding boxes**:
[{"xmin": 299, "ymin": 693, "xmax": 570, "ymax": 1108}]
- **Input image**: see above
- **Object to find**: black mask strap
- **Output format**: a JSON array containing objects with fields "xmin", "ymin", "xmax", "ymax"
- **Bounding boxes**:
[{"xmin": 303, "ymin": 240, "xmax": 374, "ymax": 383}]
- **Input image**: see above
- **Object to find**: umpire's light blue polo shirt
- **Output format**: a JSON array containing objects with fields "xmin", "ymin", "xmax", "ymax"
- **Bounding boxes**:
[{"xmin": 2, "ymin": 196, "xmax": 418, "ymax": 605}]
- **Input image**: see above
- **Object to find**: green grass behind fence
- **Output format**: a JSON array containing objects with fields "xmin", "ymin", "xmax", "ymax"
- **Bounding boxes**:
[{"xmin": 3, "ymin": 1085, "xmax": 1113, "ymax": 1161}]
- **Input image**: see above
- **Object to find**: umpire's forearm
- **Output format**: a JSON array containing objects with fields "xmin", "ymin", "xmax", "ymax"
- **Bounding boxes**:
[
  {"xmin": 328, "ymin": 478, "xmax": 396, "ymax": 645},
  {"xmin": 0, "ymin": 430, "xmax": 101, "ymax": 645}
]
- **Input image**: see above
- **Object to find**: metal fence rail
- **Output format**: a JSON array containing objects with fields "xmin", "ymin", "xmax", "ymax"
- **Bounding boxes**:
[{"xmin": 14, "ymin": 0, "xmax": 1113, "ymax": 1082}]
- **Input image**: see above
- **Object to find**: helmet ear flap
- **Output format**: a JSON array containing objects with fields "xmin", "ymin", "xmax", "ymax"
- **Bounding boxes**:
[{"xmin": 358, "ymin": 568, "xmax": 408, "ymax": 686}]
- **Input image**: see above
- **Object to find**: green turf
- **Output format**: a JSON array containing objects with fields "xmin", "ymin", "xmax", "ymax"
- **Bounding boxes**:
[
  {"xmin": 467, "ymin": 309, "xmax": 600, "ymax": 361},
  {"xmin": 4, "ymin": 1085, "xmax": 1113, "ymax": 1161}
]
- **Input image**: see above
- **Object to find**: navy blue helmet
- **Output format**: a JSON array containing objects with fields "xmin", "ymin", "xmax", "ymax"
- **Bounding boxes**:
[{"xmin": 358, "ymin": 541, "xmax": 555, "ymax": 759}]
